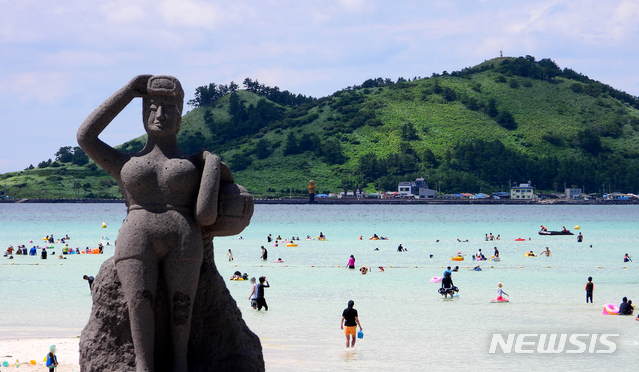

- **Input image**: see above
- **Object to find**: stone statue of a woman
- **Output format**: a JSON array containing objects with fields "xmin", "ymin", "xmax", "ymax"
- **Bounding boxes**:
[{"xmin": 78, "ymin": 75, "xmax": 258, "ymax": 372}]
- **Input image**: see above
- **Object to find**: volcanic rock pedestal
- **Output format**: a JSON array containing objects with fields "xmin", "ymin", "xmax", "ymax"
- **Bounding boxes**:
[{"xmin": 79, "ymin": 184, "xmax": 264, "ymax": 372}]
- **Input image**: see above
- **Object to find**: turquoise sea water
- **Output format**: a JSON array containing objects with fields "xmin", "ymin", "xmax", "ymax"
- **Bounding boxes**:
[{"xmin": 1, "ymin": 204, "xmax": 638, "ymax": 371}]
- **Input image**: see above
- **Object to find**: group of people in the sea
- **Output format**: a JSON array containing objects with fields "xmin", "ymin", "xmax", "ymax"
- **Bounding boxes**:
[
  {"xmin": 2, "ymin": 233, "xmax": 111, "ymax": 260},
  {"xmin": 484, "ymin": 233, "xmax": 501, "ymax": 241}
]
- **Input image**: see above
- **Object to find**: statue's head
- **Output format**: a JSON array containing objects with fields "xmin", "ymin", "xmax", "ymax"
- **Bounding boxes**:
[{"xmin": 143, "ymin": 75, "xmax": 184, "ymax": 137}]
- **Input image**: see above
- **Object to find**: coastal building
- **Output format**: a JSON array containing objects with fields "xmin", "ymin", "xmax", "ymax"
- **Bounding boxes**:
[
  {"xmin": 565, "ymin": 188, "xmax": 582, "ymax": 199},
  {"xmin": 510, "ymin": 183, "xmax": 536, "ymax": 200},
  {"xmin": 398, "ymin": 178, "xmax": 437, "ymax": 198},
  {"xmin": 418, "ymin": 188, "xmax": 437, "ymax": 199}
]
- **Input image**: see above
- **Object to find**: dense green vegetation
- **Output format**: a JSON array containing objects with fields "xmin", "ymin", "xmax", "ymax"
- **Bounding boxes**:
[{"xmin": 3, "ymin": 56, "xmax": 639, "ymax": 199}]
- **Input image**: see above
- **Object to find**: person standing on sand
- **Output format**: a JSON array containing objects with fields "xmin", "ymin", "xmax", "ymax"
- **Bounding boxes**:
[
  {"xmin": 46, "ymin": 344, "xmax": 58, "ymax": 371},
  {"xmin": 260, "ymin": 246, "xmax": 268, "ymax": 261},
  {"xmin": 585, "ymin": 277, "xmax": 594, "ymax": 303},
  {"xmin": 341, "ymin": 300, "xmax": 363, "ymax": 349}
]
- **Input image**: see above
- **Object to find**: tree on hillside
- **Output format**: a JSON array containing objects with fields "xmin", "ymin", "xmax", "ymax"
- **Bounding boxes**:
[
  {"xmin": 253, "ymin": 139, "xmax": 272, "ymax": 159},
  {"xmin": 283, "ymin": 132, "xmax": 300, "ymax": 155},
  {"xmin": 400, "ymin": 122, "xmax": 419, "ymax": 140},
  {"xmin": 318, "ymin": 138, "xmax": 346, "ymax": 165},
  {"xmin": 486, "ymin": 98, "xmax": 499, "ymax": 117},
  {"xmin": 577, "ymin": 128, "xmax": 602, "ymax": 155},
  {"xmin": 298, "ymin": 133, "xmax": 321, "ymax": 152},
  {"xmin": 229, "ymin": 153, "xmax": 252, "ymax": 171},
  {"xmin": 55, "ymin": 146, "xmax": 74, "ymax": 163},
  {"xmin": 72, "ymin": 146, "xmax": 89, "ymax": 166},
  {"xmin": 496, "ymin": 111, "xmax": 517, "ymax": 130},
  {"xmin": 358, "ymin": 153, "xmax": 384, "ymax": 182}
]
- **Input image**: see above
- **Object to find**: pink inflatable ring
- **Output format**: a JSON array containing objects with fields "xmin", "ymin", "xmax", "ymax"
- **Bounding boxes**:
[{"xmin": 602, "ymin": 303, "xmax": 619, "ymax": 315}]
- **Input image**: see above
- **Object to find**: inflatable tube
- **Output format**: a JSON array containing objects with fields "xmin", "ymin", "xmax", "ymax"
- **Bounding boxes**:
[
  {"xmin": 229, "ymin": 278, "xmax": 245, "ymax": 281},
  {"xmin": 515, "ymin": 238, "xmax": 526, "ymax": 241},
  {"xmin": 491, "ymin": 298, "xmax": 510, "ymax": 303},
  {"xmin": 286, "ymin": 243, "xmax": 298, "ymax": 247},
  {"xmin": 430, "ymin": 276, "xmax": 442, "ymax": 283},
  {"xmin": 524, "ymin": 252, "xmax": 537, "ymax": 257},
  {"xmin": 451, "ymin": 256, "xmax": 464, "ymax": 261},
  {"xmin": 602, "ymin": 303, "xmax": 619, "ymax": 315}
]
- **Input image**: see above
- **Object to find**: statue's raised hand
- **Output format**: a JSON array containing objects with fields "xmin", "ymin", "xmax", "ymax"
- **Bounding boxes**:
[{"xmin": 126, "ymin": 74, "xmax": 153, "ymax": 98}]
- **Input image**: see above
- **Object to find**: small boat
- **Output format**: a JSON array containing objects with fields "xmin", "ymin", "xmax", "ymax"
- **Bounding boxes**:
[{"xmin": 538, "ymin": 230, "xmax": 574, "ymax": 236}]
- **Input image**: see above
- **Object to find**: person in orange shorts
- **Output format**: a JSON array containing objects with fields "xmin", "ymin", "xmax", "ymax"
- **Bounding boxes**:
[{"xmin": 340, "ymin": 300, "xmax": 363, "ymax": 349}]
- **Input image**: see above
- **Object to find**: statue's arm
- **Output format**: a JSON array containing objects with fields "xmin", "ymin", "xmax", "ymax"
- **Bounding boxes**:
[
  {"xmin": 195, "ymin": 151, "xmax": 221, "ymax": 226},
  {"xmin": 77, "ymin": 75, "xmax": 151, "ymax": 175}
]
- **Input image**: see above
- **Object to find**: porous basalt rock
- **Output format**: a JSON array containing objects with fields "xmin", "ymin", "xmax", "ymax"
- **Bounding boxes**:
[
  {"xmin": 80, "ymin": 190, "xmax": 264, "ymax": 372},
  {"xmin": 80, "ymin": 186, "xmax": 263, "ymax": 371}
]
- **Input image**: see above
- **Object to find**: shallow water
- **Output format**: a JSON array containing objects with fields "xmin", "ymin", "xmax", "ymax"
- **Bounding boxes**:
[{"xmin": 1, "ymin": 204, "xmax": 638, "ymax": 371}]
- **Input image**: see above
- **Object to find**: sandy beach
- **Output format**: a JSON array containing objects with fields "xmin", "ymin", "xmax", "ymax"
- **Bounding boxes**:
[{"xmin": 0, "ymin": 338, "xmax": 80, "ymax": 371}]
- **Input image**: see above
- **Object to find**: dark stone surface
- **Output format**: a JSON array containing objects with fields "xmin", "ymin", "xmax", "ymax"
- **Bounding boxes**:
[{"xmin": 80, "ymin": 221, "xmax": 264, "ymax": 371}]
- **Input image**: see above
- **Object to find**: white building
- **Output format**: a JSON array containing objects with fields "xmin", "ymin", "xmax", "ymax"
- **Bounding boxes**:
[{"xmin": 510, "ymin": 183, "xmax": 536, "ymax": 199}]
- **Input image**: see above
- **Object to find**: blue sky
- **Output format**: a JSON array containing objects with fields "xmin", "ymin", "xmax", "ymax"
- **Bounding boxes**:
[{"xmin": 1, "ymin": 0, "xmax": 638, "ymax": 173}]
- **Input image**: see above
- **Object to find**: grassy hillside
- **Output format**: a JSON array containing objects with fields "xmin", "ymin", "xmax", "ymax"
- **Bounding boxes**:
[{"xmin": 3, "ymin": 56, "xmax": 639, "ymax": 198}]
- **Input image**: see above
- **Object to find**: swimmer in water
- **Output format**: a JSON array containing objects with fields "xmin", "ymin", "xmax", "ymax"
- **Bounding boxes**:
[
  {"xmin": 624, "ymin": 253, "xmax": 632, "ymax": 262},
  {"xmin": 497, "ymin": 282, "xmax": 509, "ymax": 300},
  {"xmin": 540, "ymin": 247, "xmax": 551, "ymax": 257}
]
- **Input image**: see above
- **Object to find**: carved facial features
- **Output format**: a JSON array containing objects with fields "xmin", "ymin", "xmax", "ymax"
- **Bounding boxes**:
[{"xmin": 143, "ymin": 96, "xmax": 181, "ymax": 137}]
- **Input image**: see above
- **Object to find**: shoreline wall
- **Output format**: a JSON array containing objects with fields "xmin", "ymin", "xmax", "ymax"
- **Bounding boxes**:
[{"xmin": 1, "ymin": 198, "xmax": 637, "ymax": 205}]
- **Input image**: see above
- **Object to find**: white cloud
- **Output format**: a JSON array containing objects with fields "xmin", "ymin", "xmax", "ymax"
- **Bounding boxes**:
[{"xmin": 5, "ymin": 72, "xmax": 71, "ymax": 105}]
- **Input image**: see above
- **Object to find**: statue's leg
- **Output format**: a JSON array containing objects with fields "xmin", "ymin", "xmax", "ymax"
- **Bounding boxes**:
[
  {"xmin": 163, "ymin": 231, "xmax": 203, "ymax": 372},
  {"xmin": 116, "ymin": 258, "xmax": 159, "ymax": 372}
]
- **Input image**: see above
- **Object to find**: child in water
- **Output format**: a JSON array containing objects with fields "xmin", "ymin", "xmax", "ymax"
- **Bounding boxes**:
[
  {"xmin": 497, "ymin": 282, "xmax": 509, "ymax": 301},
  {"xmin": 585, "ymin": 277, "xmax": 594, "ymax": 303}
]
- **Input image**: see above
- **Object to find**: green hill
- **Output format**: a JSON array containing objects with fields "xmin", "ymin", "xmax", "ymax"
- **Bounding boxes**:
[{"xmin": 3, "ymin": 56, "xmax": 639, "ymax": 199}]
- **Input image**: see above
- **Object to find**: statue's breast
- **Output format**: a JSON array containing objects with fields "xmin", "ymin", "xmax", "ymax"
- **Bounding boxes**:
[
  {"xmin": 121, "ymin": 157, "xmax": 158, "ymax": 193},
  {"xmin": 121, "ymin": 156, "xmax": 200, "ymax": 198},
  {"xmin": 159, "ymin": 158, "xmax": 200, "ymax": 194}
]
